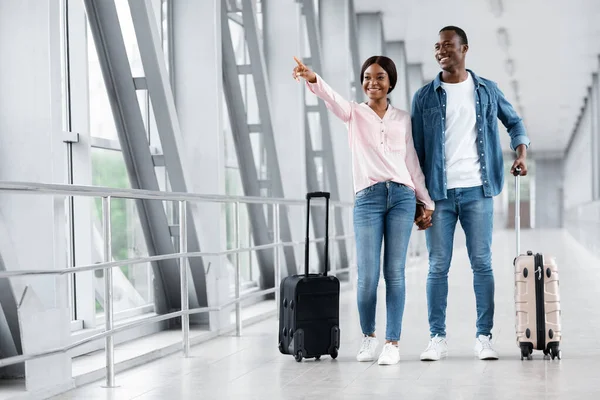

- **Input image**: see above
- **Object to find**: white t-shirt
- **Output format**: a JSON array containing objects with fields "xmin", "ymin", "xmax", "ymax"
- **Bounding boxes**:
[{"xmin": 441, "ymin": 73, "xmax": 483, "ymax": 189}]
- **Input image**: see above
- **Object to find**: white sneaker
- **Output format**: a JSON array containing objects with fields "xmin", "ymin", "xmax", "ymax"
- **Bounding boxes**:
[
  {"xmin": 356, "ymin": 336, "xmax": 379, "ymax": 362},
  {"xmin": 377, "ymin": 343, "xmax": 400, "ymax": 365},
  {"xmin": 474, "ymin": 335, "xmax": 499, "ymax": 360},
  {"xmin": 420, "ymin": 335, "xmax": 448, "ymax": 361}
]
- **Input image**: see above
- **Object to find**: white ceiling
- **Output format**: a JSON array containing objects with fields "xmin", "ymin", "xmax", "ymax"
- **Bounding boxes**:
[{"xmin": 354, "ymin": 0, "xmax": 600, "ymax": 153}]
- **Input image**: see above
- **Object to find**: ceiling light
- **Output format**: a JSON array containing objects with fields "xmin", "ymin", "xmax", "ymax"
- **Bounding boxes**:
[
  {"xmin": 489, "ymin": 0, "xmax": 503, "ymax": 17},
  {"xmin": 497, "ymin": 27, "xmax": 510, "ymax": 51},
  {"xmin": 505, "ymin": 59, "xmax": 515, "ymax": 76}
]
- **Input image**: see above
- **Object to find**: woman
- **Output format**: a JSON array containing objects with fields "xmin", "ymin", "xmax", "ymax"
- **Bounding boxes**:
[{"xmin": 293, "ymin": 55, "xmax": 434, "ymax": 365}]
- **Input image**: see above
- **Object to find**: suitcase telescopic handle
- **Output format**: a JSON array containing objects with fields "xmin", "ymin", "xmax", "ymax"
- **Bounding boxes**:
[
  {"xmin": 305, "ymin": 192, "xmax": 330, "ymax": 277},
  {"xmin": 306, "ymin": 191, "xmax": 330, "ymax": 200},
  {"xmin": 514, "ymin": 167, "xmax": 521, "ymax": 257}
]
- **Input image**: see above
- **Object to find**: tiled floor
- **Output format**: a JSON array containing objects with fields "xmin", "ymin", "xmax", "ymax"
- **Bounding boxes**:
[{"xmin": 52, "ymin": 228, "xmax": 600, "ymax": 399}]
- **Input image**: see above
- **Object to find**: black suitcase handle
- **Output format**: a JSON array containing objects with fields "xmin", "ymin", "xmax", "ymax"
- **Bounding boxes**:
[
  {"xmin": 305, "ymin": 191, "xmax": 330, "ymax": 277},
  {"xmin": 306, "ymin": 191, "xmax": 330, "ymax": 200}
]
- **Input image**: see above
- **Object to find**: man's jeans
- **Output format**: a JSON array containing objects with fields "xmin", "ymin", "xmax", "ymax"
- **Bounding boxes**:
[
  {"xmin": 353, "ymin": 181, "xmax": 416, "ymax": 341},
  {"xmin": 425, "ymin": 185, "xmax": 494, "ymax": 338}
]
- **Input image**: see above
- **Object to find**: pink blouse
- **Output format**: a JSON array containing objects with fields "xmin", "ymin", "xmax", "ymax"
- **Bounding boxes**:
[{"xmin": 306, "ymin": 74, "xmax": 434, "ymax": 210}]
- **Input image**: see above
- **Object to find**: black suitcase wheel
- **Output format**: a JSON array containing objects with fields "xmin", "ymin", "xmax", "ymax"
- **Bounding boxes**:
[
  {"xmin": 330, "ymin": 348, "xmax": 338, "ymax": 360},
  {"xmin": 520, "ymin": 345, "xmax": 532, "ymax": 360},
  {"xmin": 295, "ymin": 350, "xmax": 303, "ymax": 362},
  {"xmin": 314, "ymin": 355, "xmax": 321, "ymax": 361},
  {"xmin": 550, "ymin": 346, "xmax": 561, "ymax": 360}
]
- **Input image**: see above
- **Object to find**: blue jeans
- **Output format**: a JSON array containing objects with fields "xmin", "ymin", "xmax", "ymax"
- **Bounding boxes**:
[
  {"xmin": 353, "ymin": 181, "xmax": 416, "ymax": 341},
  {"xmin": 425, "ymin": 185, "xmax": 494, "ymax": 338}
]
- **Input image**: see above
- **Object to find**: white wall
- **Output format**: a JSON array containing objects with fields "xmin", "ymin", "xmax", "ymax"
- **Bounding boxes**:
[
  {"xmin": 564, "ymin": 102, "xmax": 593, "ymax": 210},
  {"xmin": 535, "ymin": 158, "xmax": 564, "ymax": 229},
  {"xmin": 0, "ymin": 0, "xmax": 72, "ymax": 393}
]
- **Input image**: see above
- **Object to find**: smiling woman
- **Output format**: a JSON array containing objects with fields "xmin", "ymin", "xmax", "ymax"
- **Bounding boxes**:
[{"xmin": 291, "ymin": 54, "xmax": 434, "ymax": 365}]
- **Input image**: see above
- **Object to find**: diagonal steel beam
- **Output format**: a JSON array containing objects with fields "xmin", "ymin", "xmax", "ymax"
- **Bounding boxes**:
[
  {"xmin": 127, "ymin": 0, "xmax": 208, "ymax": 310},
  {"xmin": 83, "ymin": 0, "xmax": 188, "ymax": 314}
]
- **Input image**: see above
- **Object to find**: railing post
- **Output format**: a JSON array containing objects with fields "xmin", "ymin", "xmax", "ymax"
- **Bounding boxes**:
[
  {"xmin": 234, "ymin": 201, "xmax": 242, "ymax": 337},
  {"xmin": 179, "ymin": 200, "xmax": 190, "ymax": 356},
  {"xmin": 273, "ymin": 204, "xmax": 281, "ymax": 314},
  {"xmin": 102, "ymin": 196, "xmax": 116, "ymax": 388}
]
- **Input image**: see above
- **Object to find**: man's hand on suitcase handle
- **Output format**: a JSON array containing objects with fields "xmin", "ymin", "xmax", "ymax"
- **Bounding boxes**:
[
  {"xmin": 511, "ymin": 144, "xmax": 528, "ymax": 176},
  {"xmin": 415, "ymin": 204, "xmax": 433, "ymax": 231}
]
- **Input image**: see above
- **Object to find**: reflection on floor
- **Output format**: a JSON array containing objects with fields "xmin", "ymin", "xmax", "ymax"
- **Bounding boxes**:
[{"xmin": 52, "ymin": 229, "xmax": 600, "ymax": 400}]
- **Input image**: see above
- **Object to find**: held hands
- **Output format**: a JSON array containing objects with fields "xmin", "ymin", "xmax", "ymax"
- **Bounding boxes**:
[
  {"xmin": 414, "ymin": 204, "xmax": 434, "ymax": 231},
  {"xmin": 292, "ymin": 56, "xmax": 317, "ymax": 84}
]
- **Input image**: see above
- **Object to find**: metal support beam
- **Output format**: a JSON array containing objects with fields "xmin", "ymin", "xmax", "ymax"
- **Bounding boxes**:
[
  {"xmin": 301, "ymin": 0, "xmax": 348, "ymax": 270},
  {"xmin": 222, "ymin": 0, "xmax": 296, "ymax": 288},
  {"xmin": 83, "ymin": 0, "xmax": 180, "ymax": 314},
  {"xmin": 128, "ymin": 0, "xmax": 208, "ymax": 310}
]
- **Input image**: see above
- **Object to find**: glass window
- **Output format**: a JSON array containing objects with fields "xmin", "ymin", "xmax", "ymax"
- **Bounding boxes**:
[
  {"xmin": 91, "ymin": 147, "xmax": 155, "ymax": 317},
  {"xmin": 221, "ymin": 6, "xmax": 269, "ymax": 289},
  {"xmin": 87, "ymin": 24, "xmax": 119, "ymax": 142},
  {"xmin": 225, "ymin": 167, "xmax": 257, "ymax": 284}
]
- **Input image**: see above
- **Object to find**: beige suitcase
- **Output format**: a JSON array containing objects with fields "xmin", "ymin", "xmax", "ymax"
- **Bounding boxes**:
[{"xmin": 513, "ymin": 168, "xmax": 562, "ymax": 360}]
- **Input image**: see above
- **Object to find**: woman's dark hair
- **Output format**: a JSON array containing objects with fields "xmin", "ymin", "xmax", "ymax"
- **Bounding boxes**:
[{"xmin": 359, "ymin": 56, "xmax": 398, "ymax": 94}]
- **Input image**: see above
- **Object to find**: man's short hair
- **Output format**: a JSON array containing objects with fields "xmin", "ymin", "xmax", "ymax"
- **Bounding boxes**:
[{"xmin": 439, "ymin": 26, "xmax": 468, "ymax": 45}]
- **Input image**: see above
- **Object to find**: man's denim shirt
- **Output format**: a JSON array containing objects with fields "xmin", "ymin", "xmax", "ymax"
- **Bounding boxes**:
[{"xmin": 410, "ymin": 69, "xmax": 530, "ymax": 202}]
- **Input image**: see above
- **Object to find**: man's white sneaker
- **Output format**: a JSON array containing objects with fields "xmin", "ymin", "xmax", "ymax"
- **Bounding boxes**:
[
  {"xmin": 377, "ymin": 343, "xmax": 400, "ymax": 365},
  {"xmin": 420, "ymin": 335, "xmax": 448, "ymax": 361},
  {"xmin": 356, "ymin": 336, "xmax": 379, "ymax": 362},
  {"xmin": 474, "ymin": 335, "xmax": 499, "ymax": 360}
]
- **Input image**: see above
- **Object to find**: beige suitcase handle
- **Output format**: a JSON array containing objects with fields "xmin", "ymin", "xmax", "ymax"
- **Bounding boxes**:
[{"xmin": 514, "ymin": 167, "xmax": 522, "ymax": 256}]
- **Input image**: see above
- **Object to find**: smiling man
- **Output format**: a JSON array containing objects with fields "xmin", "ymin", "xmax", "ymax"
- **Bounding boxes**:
[{"xmin": 410, "ymin": 26, "xmax": 530, "ymax": 361}]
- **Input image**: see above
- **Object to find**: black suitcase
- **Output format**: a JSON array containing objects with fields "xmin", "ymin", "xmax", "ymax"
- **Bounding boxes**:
[{"xmin": 277, "ymin": 191, "xmax": 340, "ymax": 362}]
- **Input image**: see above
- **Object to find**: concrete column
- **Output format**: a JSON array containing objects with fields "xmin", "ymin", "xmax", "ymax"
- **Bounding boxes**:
[
  {"xmin": 535, "ymin": 156, "xmax": 564, "ymax": 229},
  {"xmin": 172, "ymin": 0, "xmax": 228, "ymax": 330},
  {"xmin": 386, "ymin": 41, "xmax": 410, "ymax": 111},
  {"xmin": 319, "ymin": 0, "xmax": 353, "ymax": 200},
  {"xmin": 317, "ymin": 0, "xmax": 355, "ymax": 270},
  {"xmin": 596, "ymin": 58, "xmax": 600, "ymax": 201},
  {"xmin": 0, "ymin": 0, "xmax": 71, "ymax": 393},
  {"xmin": 407, "ymin": 63, "xmax": 424, "ymax": 111},
  {"xmin": 356, "ymin": 12, "xmax": 385, "ymax": 63},
  {"xmin": 592, "ymin": 73, "xmax": 599, "ymax": 200},
  {"xmin": 263, "ymin": 0, "xmax": 305, "ymax": 263}
]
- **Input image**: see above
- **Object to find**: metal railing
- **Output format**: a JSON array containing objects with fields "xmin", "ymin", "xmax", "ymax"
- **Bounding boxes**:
[{"xmin": 0, "ymin": 181, "xmax": 355, "ymax": 388}]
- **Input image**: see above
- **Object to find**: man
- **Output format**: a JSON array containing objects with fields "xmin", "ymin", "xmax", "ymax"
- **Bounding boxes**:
[{"xmin": 411, "ymin": 26, "xmax": 530, "ymax": 361}]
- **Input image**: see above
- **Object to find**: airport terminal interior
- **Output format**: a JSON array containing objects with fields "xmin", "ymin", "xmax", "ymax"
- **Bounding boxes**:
[{"xmin": 0, "ymin": 0, "xmax": 599, "ymax": 399}]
